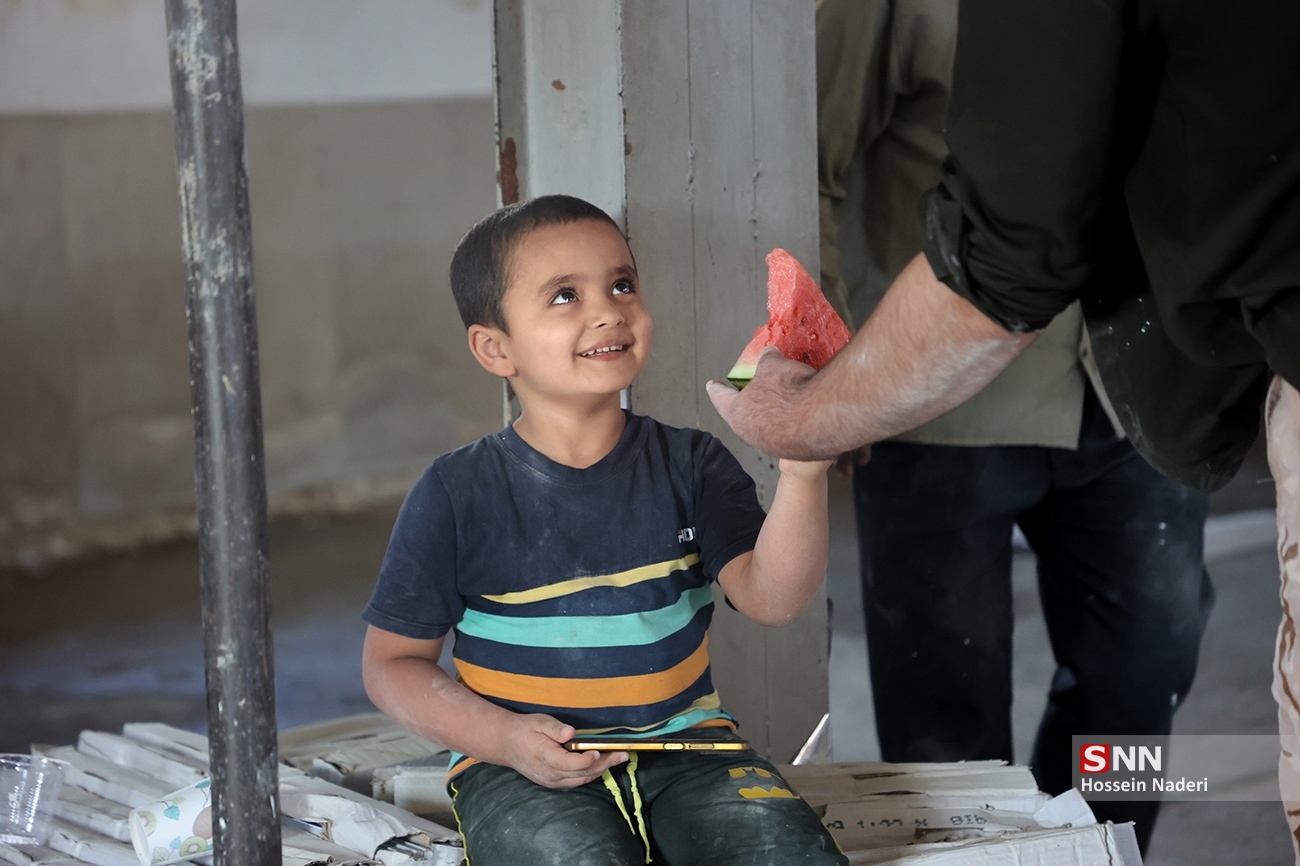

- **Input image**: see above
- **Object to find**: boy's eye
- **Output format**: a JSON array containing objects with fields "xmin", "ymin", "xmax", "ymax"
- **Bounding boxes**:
[
  {"xmin": 612, "ymin": 279, "xmax": 635, "ymax": 295},
  {"xmin": 551, "ymin": 288, "xmax": 578, "ymax": 305}
]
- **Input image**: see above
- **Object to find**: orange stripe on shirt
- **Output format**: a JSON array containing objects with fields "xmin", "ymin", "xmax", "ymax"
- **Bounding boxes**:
[{"xmin": 456, "ymin": 636, "xmax": 711, "ymax": 709}]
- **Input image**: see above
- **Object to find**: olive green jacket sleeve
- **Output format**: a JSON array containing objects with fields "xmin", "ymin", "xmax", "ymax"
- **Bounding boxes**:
[{"xmin": 816, "ymin": 0, "xmax": 1117, "ymax": 447}]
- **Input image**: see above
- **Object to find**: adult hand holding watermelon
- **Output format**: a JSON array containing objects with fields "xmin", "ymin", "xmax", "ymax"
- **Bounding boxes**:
[
  {"xmin": 725, "ymin": 249, "xmax": 851, "ymax": 387},
  {"xmin": 709, "ymin": 249, "xmax": 853, "ymax": 460},
  {"xmin": 710, "ymin": 251, "xmax": 1036, "ymax": 462}
]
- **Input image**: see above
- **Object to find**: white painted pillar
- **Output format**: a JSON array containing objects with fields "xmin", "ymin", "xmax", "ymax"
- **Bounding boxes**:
[{"xmin": 493, "ymin": 0, "xmax": 828, "ymax": 762}]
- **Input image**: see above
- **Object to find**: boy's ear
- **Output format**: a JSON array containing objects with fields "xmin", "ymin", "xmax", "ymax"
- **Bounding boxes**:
[{"xmin": 467, "ymin": 324, "xmax": 516, "ymax": 378}]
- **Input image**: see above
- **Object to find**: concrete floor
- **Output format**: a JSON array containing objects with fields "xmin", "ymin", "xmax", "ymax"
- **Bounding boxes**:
[{"xmin": 0, "ymin": 467, "xmax": 1291, "ymax": 864}]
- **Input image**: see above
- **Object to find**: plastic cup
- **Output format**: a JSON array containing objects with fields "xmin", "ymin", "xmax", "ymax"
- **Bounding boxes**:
[
  {"xmin": 0, "ymin": 754, "xmax": 68, "ymax": 846},
  {"xmin": 129, "ymin": 778, "xmax": 214, "ymax": 866}
]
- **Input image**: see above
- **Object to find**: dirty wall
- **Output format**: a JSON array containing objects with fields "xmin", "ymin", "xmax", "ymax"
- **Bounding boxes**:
[
  {"xmin": 0, "ymin": 97, "xmax": 502, "ymax": 570},
  {"xmin": 0, "ymin": 0, "xmax": 502, "ymax": 571}
]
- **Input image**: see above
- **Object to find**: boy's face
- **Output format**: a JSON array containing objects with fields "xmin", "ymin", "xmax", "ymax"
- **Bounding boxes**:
[{"xmin": 479, "ymin": 219, "xmax": 652, "ymax": 406}]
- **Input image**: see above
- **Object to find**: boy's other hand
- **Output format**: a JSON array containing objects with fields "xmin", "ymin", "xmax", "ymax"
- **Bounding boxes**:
[{"xmin": 503, "ymin": 714, "xmax": 628, "ymax": 789}]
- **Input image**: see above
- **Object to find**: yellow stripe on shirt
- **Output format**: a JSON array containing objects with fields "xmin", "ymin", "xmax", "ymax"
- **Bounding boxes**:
[
  {"xmin": 480, "ymin": 553, "xmax": 702, "ymax": 605},
  {"xmin": 457, "ymin": 636, "xmax": 711, "ymax": 708}
]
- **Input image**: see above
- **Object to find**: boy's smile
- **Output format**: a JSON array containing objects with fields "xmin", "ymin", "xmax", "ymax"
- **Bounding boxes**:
[{"xmin": 484, "ymin": 219, "xmax": 652, "ymax": 409}]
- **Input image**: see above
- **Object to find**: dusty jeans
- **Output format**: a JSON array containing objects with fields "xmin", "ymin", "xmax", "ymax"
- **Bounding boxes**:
[
  {"xmin": 1269, "ymin": 376, "xmax": 1300, "ymax": 859},
  {"xmin": 449, "ymin": 735, "xmax": 846, "ymax": 866}
]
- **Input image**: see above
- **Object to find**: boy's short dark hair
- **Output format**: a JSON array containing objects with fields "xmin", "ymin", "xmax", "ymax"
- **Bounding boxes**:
[{"xmin": 449, "ymin": 194, "xmax": 622, "ymax": 331}]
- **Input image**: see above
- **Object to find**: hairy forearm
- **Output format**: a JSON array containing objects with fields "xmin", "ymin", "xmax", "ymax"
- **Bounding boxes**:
[
  {"xmin": 726, "ymin": 464, "xmax": 830, "ymax": 626},
  {"xmin": 805, "ymin": 255, "xmax": 1033, "ymax": 453},
  {"xmin": 715, "ymin": 254, "xmax": 1036, "ymax": 460},
  {"xmin": 363, "ymin": 654, "xmax": 517, "ymax": 764}
]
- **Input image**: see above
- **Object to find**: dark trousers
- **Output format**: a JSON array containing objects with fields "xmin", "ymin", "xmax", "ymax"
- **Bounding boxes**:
[
  {"xmin": 451, "ymin": 734, "xmax": 847, "ymax": 866},
  {"xmin": 852, "ymin": 388, "xmax": 1212, "ymax": 853}
]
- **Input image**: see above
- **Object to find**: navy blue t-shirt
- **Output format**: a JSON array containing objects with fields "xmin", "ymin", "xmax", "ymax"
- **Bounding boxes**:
[{"xmin": 363, "ymin": 412, "xmax": 767, "ymax": 771}]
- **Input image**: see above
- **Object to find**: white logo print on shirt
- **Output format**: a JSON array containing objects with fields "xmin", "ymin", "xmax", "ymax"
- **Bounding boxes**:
[{"xmin": 677, "ymin": 527, "xmax": 696, "ymax": 543}]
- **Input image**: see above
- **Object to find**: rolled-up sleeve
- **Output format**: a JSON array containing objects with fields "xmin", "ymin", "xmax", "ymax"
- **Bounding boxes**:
[{"xmin": 920, "ymin": 0, "xmax": 1127, "ymax": 332}]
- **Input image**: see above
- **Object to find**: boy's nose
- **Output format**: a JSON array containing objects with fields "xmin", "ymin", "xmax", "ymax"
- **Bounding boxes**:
[{"xmin": 590, "ymin": 296, "xmax": 626, "ymax": 327}]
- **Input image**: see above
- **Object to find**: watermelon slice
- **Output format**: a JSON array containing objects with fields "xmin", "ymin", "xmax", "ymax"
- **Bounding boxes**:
[{"xmin": 726, "ymin": 248, "xmax": 852, "ymax": 387}]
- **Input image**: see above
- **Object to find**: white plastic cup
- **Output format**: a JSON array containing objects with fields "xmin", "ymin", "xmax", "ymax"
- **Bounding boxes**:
[
  {"xmin": 128, "ymin": 778, "xmax": 214, "ymax": 866},
  {"xmin": 0, "ymin": 754, "xmax": 68, "ymax": 846}
]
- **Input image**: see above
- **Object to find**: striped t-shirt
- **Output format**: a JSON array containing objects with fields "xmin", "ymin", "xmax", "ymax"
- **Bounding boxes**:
[{"xmin": 362, "ymin": 412, "xmax": 766, "ymax": 778}]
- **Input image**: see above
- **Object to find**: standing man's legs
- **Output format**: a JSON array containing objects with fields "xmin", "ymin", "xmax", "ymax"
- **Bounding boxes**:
[
  {"xmin": 1266, "ymin": 375, "xmax": 1300, "ymax": 858},
  {"xmin": 1018, "ymin": 389, "xmax": 1212, "ymax": 854},
  {"xmin": 853, "ymin": 442, "xmax": 1049, "ymax": 762}
]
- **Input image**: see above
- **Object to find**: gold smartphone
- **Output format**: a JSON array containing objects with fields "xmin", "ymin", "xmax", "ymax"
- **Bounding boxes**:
[{"xmin": 565, "ymin": 736, "xmax": 749, "ymax": 752}]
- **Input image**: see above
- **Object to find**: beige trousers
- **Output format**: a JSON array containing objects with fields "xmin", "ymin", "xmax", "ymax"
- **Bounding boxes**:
[{"xmin": 1269, "ymin": 376, "xmax": 1300, "ymax": 858}]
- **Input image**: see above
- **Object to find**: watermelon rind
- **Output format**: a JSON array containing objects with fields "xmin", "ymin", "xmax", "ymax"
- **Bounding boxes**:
[
  {"xmin": 726, "ymin": 363, "xmax": 756, "ymax": 388},
  {"xmin": 723, "ymin": 248, "xmax": 850, "ymax": 387}
]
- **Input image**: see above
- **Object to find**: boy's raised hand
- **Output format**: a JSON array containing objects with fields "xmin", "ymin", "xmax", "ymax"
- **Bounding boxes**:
[
  {"xmin": 716, "ymin": 453, "xmax": 832, "ymax": 627},
  {"xmin": 502, "ymin": 714, "xmax": 628, "ymax": 789}
]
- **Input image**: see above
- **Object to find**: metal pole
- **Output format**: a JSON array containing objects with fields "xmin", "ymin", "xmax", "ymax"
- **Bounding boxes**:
[{"xmin": 163, "ymin": 2, "xmax": 281, "ymax": 864}]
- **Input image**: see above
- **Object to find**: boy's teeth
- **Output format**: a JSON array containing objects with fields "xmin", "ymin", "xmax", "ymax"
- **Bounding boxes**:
[{"xmin": 583, "ymin": 345, "xmax": 624, "ymax": 356}]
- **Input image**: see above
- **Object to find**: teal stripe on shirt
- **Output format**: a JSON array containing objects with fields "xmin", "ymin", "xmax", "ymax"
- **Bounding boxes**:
[
  {"xmin": 621, "ymin": 706, "xmax": 735, "ymax": 738},
  {"xmin": 457, "ymin": 584, "xmax": 714, "ymax": 648}
]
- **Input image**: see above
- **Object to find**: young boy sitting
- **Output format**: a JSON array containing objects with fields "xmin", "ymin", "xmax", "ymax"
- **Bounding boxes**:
[{"xmin": 361, "ymin": 194, "xmax": 847, "ymax": 865}]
